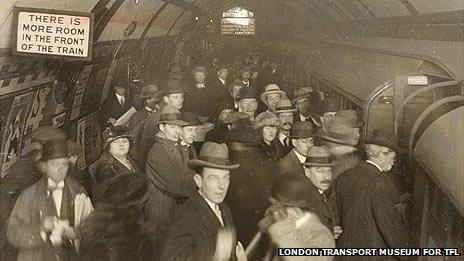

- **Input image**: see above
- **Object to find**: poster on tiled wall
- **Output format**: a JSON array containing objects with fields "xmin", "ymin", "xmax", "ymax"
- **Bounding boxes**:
[
  {"xmin": 0, "ymin": 92, "xmax": 33, "ymax": 177},
  {"xmin": 21, "ymin": 86, "xmax": 51, "ymax": 156}
]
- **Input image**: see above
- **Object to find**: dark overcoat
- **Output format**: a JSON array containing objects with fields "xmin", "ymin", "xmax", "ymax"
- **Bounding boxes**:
[
  {"xmin": 144, "ymin": 137, "xmax": 197, "ymax": 250},
  {"xmin": 183, "ymin": 83, "xmax": 222, "ymax": 120},
  {"xmin": 99, "ymin": 93, "xmax": 132, "ymax": 127},
  {"xmin": 278, "ymin": 149, "xmax": 305, "ymax": 178},
  {"xmin": 304, "ymin": 179, "xmax": 339, "ymax": 233},
  {"xmin": 7, "ymin": 176, "xmax": 91, "ymax": 261},
  {"xmin": 335, "ymin": 161, "xmax": 410, "ymax": 259},
  {"xmin": 160, "ymin": 192, "xmax": 237, "ymax": 261},
  {"xmin": 128, "ymin": 107, "xmax": 153, "ymax": 140},
  {"xmin": 257, "ymin": 139, "xmax": 287, "ymax": 161}
]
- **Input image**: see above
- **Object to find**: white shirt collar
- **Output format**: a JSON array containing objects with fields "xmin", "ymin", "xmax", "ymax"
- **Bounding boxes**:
[
  {"xmin": 293, "ymin": 149, "xmax": 306, "ymax": 163},
  {"xmin": 366, "ymin": 160, "xmax": 383, "ymax": 172},
  {"xmin": 196, "ymin": 83, "xmax": 206, "ymax": 88},
  {"xmin": 115, "ymin": 93, "xmax": 125, "ymax": 104},
  {"xmin": 199, "ymin": 190, "xmax": 217, "ymax": 211},
  {"xmin": 278, "ymin": 132, "xmax": 288, "ymax": 144},
  {"xmin": 47, "ymin": 178, "xmax": 65, "ymax": 190},
  {"xmin": 180, "ymin": 140, "xmax": 189, "ymax": 146},
  {"xmin": 299, "ymin": 114, "xmax": 307, "ymax": 122},
  {"xmin": 145, "ymin": 106, "xmax": 154, "ymax": 113},
  {"xmin": 219, "ymin": 78, "xmax": 226, "ymax": 85}
]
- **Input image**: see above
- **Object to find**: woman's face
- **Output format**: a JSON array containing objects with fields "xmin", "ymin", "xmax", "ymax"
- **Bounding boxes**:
[
  {"xmin": 109, "ymin": 137, "xmax": 130, "ymax": 156},
  {"xmin": 262, "ymin": 126, "xmax": 278, "ymax": 143}
]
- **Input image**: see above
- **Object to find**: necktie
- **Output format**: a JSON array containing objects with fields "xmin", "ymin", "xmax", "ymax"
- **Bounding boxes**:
[
  {"xmin": 215, "ymin": 205, "xmax": 224, "ymax": 226},
  {"xmin": 47, "ymin": 183, "xmax": 64, "ymax": 217},
  {"xmin": 284, "ymin": 137, "xmax": 289, "ymax": 147},
  {"xmin": 120, "ymin": 96, "xmax": 125, "ymax": 105}
]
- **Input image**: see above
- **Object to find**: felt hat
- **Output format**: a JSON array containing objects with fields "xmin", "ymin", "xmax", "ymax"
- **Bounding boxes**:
[
  {"xmin": 159, "ymin": 113, "xmax": 189, "ymax": 126},
  {"xmin": 238, "ymin": 87, "xmax": 257, "ymax": 100},
  {"xmin": 188, "ymin": 142, "xmax": 239, "ymax": 170},
  {"xmin": 332, "ymin": 110, "xmax": 363, "ymax": 128},
  {"xmin": 301, "ymin": 146, "xmax": 338, "ymax": 167},
  {"xmin": 140, "ymin": 83, "xmax": 162, "ymax": 99},
  {"xmin": 274, "ymin": 99, "xmax": 297, "ymax": 114},
  {"xmin": 192, "ymin": 66, "xmax": 207, "ymax": 74},
  {"xmin": 364, "ymin": 129, "xmax": 402, "ymax": 152},
  {"xmin": 271, "ymin": 175, "xmax": 310, "ymax": 208},
  {"xmin": 41, "ymin": 139, "xmax": 69, "ymax": 160},
  {"xmin": 255, "ymin": 112, "xmax": 280, "ymax": 128},
  {"xmin": 217, "ymin": 61, "xmax": 229, "ymax": 70},
  {"xmin": 316, "ymin": 98, "xmax": 339, "ymax": 116},
  {"xmin": 161, "ymin": 79, "xmax": 186, "ymax": 96},
  {"xmin": 102, "ymin": 125, "xmax": 135, "ymax": 148},
  {"xmin": 290, "ymin": 121, "xmax": 316, "ymax": 139},
  {"xmin": 260, "ymin": 84, "xmax": 286, "ymax": 104},
  {"xmin": 181, "ymin": 112, "xmax": 199, "ymax": 126},
  {"xmin": 317, "ymin": 110, "xmax": 363, "ymax": 146},
  {"xmin": 292, "ymin": 87, "xmax": 312, "ymax": 102}
]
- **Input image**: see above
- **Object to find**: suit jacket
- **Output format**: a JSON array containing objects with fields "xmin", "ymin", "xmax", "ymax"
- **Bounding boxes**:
[
  {"xmin": 336, "ymin": 161, "xmax": 410, "ymax": 257},
  {"xmin": 183, "ymin": 83, "xmax": 222, "ymax": 120},
  {"xmin": 276, "ymin": 136, "xmax": 293, "ymax": 157},
  {"xmin": 278, "ymin": 150, "xmax": 305, "ymax": 179},
  {"xmin": 7, "ymin": 176, "xmax": 92, "ymax": 261},
  {"xmin": 99, "ymin": 93, "xmax": 132, "ymax": 127},
  {"xmin": 304, "ymin": 180, "xmax": 338, "ymax": 232},
  {"xmin": 161, "ymin": 192, "xmax": 237, "ymax": 261}
]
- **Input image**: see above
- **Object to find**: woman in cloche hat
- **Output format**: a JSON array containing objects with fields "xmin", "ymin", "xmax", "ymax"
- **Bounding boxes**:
[
  {"xmin": 89, "ymin": 125, "xmax": 143, "ymax": 203},
  {"xmin": 255, "ymin": 112, "xmax": 287, "ymax": 161}
]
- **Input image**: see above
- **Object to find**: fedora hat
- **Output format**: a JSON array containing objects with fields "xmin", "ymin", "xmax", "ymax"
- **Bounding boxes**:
[
  {"xmin": 103, "ymin": 125, "xmax": 135, "ymax": 148},
  {"xmin": 317, "ymin": 98, "xmax": 339, "ymax": 116},
  {"xmin": 159, "ymin": 113, "xmax": 189, "ymax": 126},
  {"xmin": 292, "ymin": 87, "xmax": 312, "ymax": 102},
  {"xmin": 332, "ymin": 110, "xmax": 363, "ymax": 128},
  {"xmin": 32, "ymin": 125, "xmax": 68, "ymax": 142},
  {"xmin": 260, "ymin": 84, "xmax": 286, "ymax": 103},
  {"xmin": 192, "ymin": 66, "xmax": 207, "ymax": 74},
  {"xmin": 317, "ymin": 110, "xmax": 363, "ymax": 146},
  {"xmin": 255, "ymin": 112, "xmax": 280, "ymax": 128},
  {"xmin": 181, "ymin": 112, "xmax": 199, "ymax": 126},
  {"xmin": 364, "ymin": 129, "xmax": 402, "ymax": 152},
  {"xmin": 162, "ymin": 79, "xmax": 186, "ymax": 96},
  {"xmin": 188, "ymin": 142, "xmax": 239, "ymax": 170},
  {"xmin": 217, "ymin": 61, "xmax": 229, "ymax": 70},
  {"xmin": 140, "ymin": 83, "xmax": 162, "ymax": 99},
  {"xmin": 271, "ymin": 175, "xmax": 310, "ymax": 208},
  {"xmin": 302, "ymin": 146, "xmax": 338, "ymax": 167},
  {"xmin": 42, "ymin": 139, "xmax": 69, "ymax": 160},
  {"xmin": 223, "ymin": 112, "xmax": 250, "ymax": 124},
  {"xmin": 274, "ymin": 99, "xmax": 297, "ymax": 114},
  {"xmin": 290, "ymin": 121, "xmax": 316, "ymax": 139},
  {"xmin": 238, "ymin": 87, "xmax": 257, "ymax": 100}
]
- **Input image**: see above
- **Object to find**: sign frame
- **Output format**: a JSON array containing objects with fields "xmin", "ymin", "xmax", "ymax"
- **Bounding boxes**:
[{"xmin": 12, "ymin": 6, "xmax": 94, "ymax": 61}]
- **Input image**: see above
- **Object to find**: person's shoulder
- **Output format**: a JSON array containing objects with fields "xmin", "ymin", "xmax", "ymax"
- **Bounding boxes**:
[{"xmin": 66, "ymin": 176, "xmax": 88, "ymax": 194}]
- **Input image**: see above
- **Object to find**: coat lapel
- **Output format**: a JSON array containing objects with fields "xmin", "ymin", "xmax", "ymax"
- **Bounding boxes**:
[
  {"xmin": 290, "ymin": 151, "xmax": 305, "ymax": 177},
  {"xmin": 191, "ymin": 192, "xmax": 222, "ymax": 233}
]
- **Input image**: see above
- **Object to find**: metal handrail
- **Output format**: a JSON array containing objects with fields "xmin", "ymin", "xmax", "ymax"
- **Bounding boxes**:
[
  {"xmin": 394, "ymin": 80, "xmax": 459, "ymax": 134},
  {"xmin": 408, "ymin": 95, "xmax": 464, "ymax": 154}
]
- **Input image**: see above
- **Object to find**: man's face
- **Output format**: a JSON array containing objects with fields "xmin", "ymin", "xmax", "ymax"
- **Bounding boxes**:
[
  {"xmin": 278, "ymin": 112, "xmax": 294, "ymax": 131},
  {"xmin": 114, "ymin": 86, "xmax": 126, "ymax": 95},
  {"xmin": 195, "ymin": 167, "xmax": 230, "ymax": 204},
  {"xmin": 295, "ymin": 98, "xmax": 311, "ymax": 115},
  {"xmin": 46, "ymin": 158, "xmax": 69, "ymax": 183},
  {"xmin": 181, "ymin": 126, "xmax": 197, "ymax": 144},
  {"xmin": 262, "ymin": 126, "xmax": 278, "ymax": 143},
  {"xmin": 292, "ymin": 137, "xmax": 314, "ymax": 156},
  {"xmin": 219, "ymin": 109, "xmax": 233, "ymax": 122},
  {"xmin": 194, "ymin": 72, "xmax": 206, "ymax": 83},
  {"xmin": 217, "ymin": 69, "xmax": 228, "ymax": 80},
  {"xmin": 241, "ymin": 71, "xmax": 251, "ymax": 80},
  {"xmin": 145, "ymin": 96, "xmax": 159, "ymax": 109},
  {"xmin": 161, "ymin": 123, "xmax": 182, "ymax": 141},
  {"xmin": 266, "ymin": 94, "xmax": 282, "ymax": 111},
  {"xmin": 239, "ymin": 98, "xmax": 258, "ymax": 116},
  {"xmin": 377, "ymin": 146, "xmax": 396, "ymax": 171},
  {"xmin": 321, "ymin": 111, "xmax": 336, "ymax": 129},
  {"xmin": 164, "ymin": 93, "xmax": 184, "ymax": 110},
  {"xmin": 304, "ymin": 166, "xmax": 333, "ymax": 192},
  {"xmin": 109, "ymin": 137, "xmax": 130, "ymax": 156}
]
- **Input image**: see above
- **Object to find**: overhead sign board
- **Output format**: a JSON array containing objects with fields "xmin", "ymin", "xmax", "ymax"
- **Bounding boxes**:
[{"xmin": 13, "ymin": 7, "xmax": 93, "ymax": 61}]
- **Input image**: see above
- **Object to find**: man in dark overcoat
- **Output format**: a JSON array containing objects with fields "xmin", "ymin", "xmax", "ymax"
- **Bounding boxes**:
[
  {"xmin": 336, "ymin": 130, "xmax": 410, "ymax": 259},
  {"xmin": 144, "ymin": 113, "xmax": 197, "ymax": 257},
  {"xmin": 99, "ymin": 77, "xmax": 132, "ymax": 128},
  {"xmin": 128, "ymin": 83, "xmax": 162, "ymax": 141},
  {"xmin": 161, "ymin": 142, "xmax": 247, "ymax": 261},
  {"xmin": 278, "ymin": 121, "xmax": 315, "ymax": 178}
]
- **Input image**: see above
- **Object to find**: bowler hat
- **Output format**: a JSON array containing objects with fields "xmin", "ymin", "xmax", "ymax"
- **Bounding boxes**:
[
  {"xmin": 317, "ymin": 98, "xmax": 339, "ymax": 116},
  {"xmin": 217, "ymin": 62, "xmax": 229, "ymax": 70},
  {"xmin": 140, "ymin": 83, "xmax": 162, "ymax": 99},
  {"xmin": 32, "ymin": 125, "xmax": 68, "ymax": 142},
  {"xmin": 188, "ymin": 142, "xmax": 239, "ymax": 170},
  {"xmin": 192, "ymin": 66, "xmax": 207, "ymax": 74},
  {"xmin": 103, "ymin": 125, "xmax": 135, "ymax": 148},
  {"xmin": 42, "ymin": 139, "xmax": 69, "ymax": 160},
  {"xmin": 98, "ymin": 171, "xmax": 148, "ymax": 208},
  {"xmin": 159, "ymin": 113, "xmax": 189, "ymax": 126},
  {"xmin": 290, "ymin": 121, "xmax": 315, "ymax": 139},
  {"xmin": 364, "ymin": 129, "xmax": 402, "ymax": 152},
  {"xmin": 292, "ymin": 87, "xmax": 312, "ymax": 102},
  {"xmin": 181, "ymin": 112, "xmax": 199, "ymax": 126},
  {"xmin": 301, "ymin": 146, "xmax": 338, "ymax": 167},
  {"xmin": 271, "ymin": 175, "xmax": 310, "ymax": 208},
  {"xmin": 161, "ymin": 79, "xmax": 186, "ymax": 96},
  {"xmin": 238, "ymin": 87, "xmax": 257, "ymax": 100},
  {"xmin": 223, "ymin": 112, "xmax": 250, "ymax": 124},
  {"xmin": 255, "ymin": 112, "xmax": 280, "ymax": 128},
  {"xmin": 274, "ymin": 99, "xmax": 297, "ymax": 114},
  {"xmin": 260, "ymin": 84, "xmax": 286, "ymax": 104}
]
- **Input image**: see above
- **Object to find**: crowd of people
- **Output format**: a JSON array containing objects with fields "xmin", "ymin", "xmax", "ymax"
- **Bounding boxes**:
[{"xmin": 0, "ymin": 53, "xmax": 411, "ymax": 261}]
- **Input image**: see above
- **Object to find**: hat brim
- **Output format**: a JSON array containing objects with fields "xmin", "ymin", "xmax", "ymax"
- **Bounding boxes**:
[
  {"xmin": 291, "ymin": 95, "xmax": 310, "ymax": 102},
  {"xmin": 260, "ymin": 91, "xmax": 286, "ymax": 103},
  {"xmin": 140, "ymin": 91, "xmax": 163, "ymax": 99},
  {"xmin": 317, "ymin": 129, "xmax": 358, "ymax": 146},
  {"xmin": 364, "ymin": 140, "xmax": 403, "ymax": 153},
  {"xmin": 188, "ymin": 159, "xmax": 240, "ymax": 170},
  {"xmin": 105, "ymin": 134, "xmax": 136, "ymax": 147},
  {"xmin": 274, "ymin": 109, "xmax": 297, "ymax": 114},
  {"xmin": 159, "ymin": 120, "xmax": 189, "ymax": 126}
]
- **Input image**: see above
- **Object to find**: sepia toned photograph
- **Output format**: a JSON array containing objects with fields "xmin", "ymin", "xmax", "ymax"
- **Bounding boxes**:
[{"xmin": 0, "ymin": 1, "xmax": 463, "ymax": 260}]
